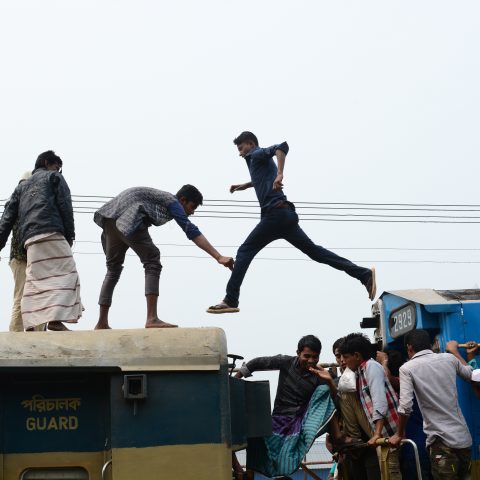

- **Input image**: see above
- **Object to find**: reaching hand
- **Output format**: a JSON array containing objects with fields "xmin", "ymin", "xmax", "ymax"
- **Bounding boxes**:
[
  {"xmin": 466, "ymin": 341, "xmax": 479, "ymax": 359},
  {"xmin": 308, "ymin": 366, "xmax": 332, "ymax": 382},
  {"xmin": 230, "ymin": 184, "xmax": 247, "ymax": 194},
  {"xmin": 217, "ymin": 255, "xmax": 234, "ymax": 271},
  {"xmin": 388, "ymin": 434, "xmax": 403, "ymax": 447},
  {"xmin": 367, "ymin": 434, "xmax": 382, "ymax": 447},
  {"xmin": 272, "ymin": 173, "xmax": 284, "ymax": 191}
]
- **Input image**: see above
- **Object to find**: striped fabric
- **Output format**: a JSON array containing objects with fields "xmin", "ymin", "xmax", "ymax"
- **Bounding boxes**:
[
  {"xmin": 21, "ymin": 233, "xmax": 82, "ymax": 329},
  {"xmin": 357, "ymin": 359, "xmax": 399, "ymax": 437},
  {"xmin": 246, "ymin": 385, "xmax": 336, "ymax": 477}
]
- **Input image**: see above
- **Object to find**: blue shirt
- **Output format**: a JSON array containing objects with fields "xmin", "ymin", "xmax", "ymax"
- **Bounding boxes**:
[
  {"xmin": 167, "ymin": 199, "xmax": 202, "ymax": 240},
  {"xmin": 245, "ymin": 142, "xmax": 289, "ymax": 213}
]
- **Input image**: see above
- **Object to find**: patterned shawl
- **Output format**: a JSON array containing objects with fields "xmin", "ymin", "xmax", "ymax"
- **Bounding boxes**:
[{"xmin": 357, "ymin": 359, "xmax": 399, "ymax": 437}]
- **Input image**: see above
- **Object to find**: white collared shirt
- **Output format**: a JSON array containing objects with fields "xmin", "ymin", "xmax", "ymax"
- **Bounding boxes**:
[{"xmin": 398, "ymin": 349, "xmax": 472, "ymax": 448}]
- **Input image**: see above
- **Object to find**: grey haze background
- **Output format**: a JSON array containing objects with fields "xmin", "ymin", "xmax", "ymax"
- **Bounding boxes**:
[{"xmin": 1, "ymin": 1, "xmax": 479, "ymax": 395}]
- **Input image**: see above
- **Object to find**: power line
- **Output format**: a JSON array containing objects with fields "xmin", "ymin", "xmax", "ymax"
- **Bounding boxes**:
[
  {"xmin": 72, "ymin": 240, "xmax": 480, "ymax": 251},
  {"xmin": 69, "ymin": 251, "xmax": 480, "ymax": 264},
  {"xmin": 60, "ymin": 206, "xmax": 480, "ymax": 219},
  {"xmin": 2, "ymin": 209, "xmax": 480, "ymax": 223},
  {"xmin": 4, "ymin": 239, "xmax": 480, "ymax": 251}
]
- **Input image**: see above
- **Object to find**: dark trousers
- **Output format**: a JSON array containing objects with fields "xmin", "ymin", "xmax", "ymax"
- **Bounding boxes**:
[
  {"xmin": 98, "ymin": 219, "xmax": 162, "ymax": 306},
  {"xmin": 429, "ymin": 439, "xmax": 471, "ymax": 480},
  {"xmin": 224, "ymin": 204, "xmax": 371, "ymax": 307}
]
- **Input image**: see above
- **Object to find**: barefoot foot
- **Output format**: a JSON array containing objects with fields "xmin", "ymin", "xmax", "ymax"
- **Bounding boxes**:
[
  {"xmin": 145, "ymin": 318, "xmax": 178, "ymax": 328},
  {"xmin": 94, "ymin": 322, "xmax": 112, "ymax": 330}
]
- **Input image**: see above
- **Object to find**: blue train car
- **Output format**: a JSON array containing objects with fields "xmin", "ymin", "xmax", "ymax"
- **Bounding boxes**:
[
  {"xmin": 363, "ymin": 289, "xmax": 480, "ymax": 478},
  {"xmin": 0, "ymin": 328, "xmax": 270, "ymax": 480}
]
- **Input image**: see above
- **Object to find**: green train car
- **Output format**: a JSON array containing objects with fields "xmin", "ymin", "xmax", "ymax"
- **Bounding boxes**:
[{"xmin": 0, "ymin": 328, "xmax": 270, "ymax": 480}]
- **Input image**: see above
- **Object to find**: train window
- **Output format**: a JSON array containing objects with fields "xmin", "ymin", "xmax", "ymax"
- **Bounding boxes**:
[{"xmin": 20, "ymin": 468, "xmax": 88, "ymax": 480}]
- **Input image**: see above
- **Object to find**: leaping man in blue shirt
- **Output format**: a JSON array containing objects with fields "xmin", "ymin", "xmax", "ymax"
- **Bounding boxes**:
[
  {"xmin": 94, "ymin": 184, "xmax": 234, "ymax": 329},
  {"xmin": 207, "ymin": 131, "xmax": 376, "ymax": 314}
]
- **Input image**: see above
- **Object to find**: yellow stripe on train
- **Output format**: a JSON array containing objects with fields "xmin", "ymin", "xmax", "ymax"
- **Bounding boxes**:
[{"xmin": 2, "ymin": 444, "xmax": 232, "ymax": 480}]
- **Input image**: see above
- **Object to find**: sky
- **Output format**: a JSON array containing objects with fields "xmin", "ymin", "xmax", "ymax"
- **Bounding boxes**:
[{"xmin": 1, "ymin": 1, "xmax": 480, "ymax": 397}]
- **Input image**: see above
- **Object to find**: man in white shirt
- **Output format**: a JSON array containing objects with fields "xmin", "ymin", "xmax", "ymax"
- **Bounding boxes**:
[{"xmin": 389, "ymin": 329, "xmax": 473, "ymax": 480}]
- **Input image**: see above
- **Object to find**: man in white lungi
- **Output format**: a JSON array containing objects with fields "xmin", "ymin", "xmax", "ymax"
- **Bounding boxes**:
[{"xmin": 0, "ymin": 151, "xmax": 82, "ymax": 331}]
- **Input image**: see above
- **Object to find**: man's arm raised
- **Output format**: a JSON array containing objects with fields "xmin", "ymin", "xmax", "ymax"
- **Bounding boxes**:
[{"xmin": 193, "ymin": 234, "xmax": 234, "ymax": 270}]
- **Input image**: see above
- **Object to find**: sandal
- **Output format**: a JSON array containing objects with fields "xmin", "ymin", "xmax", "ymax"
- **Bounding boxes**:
[{"xmin": 207, "ymin": 302, "xmax": 240, "ymax": 314}]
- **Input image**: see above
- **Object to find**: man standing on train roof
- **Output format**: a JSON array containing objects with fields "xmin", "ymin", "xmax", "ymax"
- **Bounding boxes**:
[
  {"xmin": 207, "ymin": 131, "xmax": 376, "ymax": 314},
  {"xmin": 0, "ymin": 151, "xmax": 82, "ymax": 331},
  {"xmin": 93, "ymin": 185, "xmax": 234, "ymax": 330}
]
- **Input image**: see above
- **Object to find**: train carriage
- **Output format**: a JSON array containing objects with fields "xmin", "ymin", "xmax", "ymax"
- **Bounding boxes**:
[{"xmin": 0, "ymin": 328, "xmax": 270, "ymax": 480}]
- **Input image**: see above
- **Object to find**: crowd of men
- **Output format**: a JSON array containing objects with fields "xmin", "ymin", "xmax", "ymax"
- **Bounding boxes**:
[{"xmin": 234, "ymin": 332, "xmax": 479, "ymax": 480}]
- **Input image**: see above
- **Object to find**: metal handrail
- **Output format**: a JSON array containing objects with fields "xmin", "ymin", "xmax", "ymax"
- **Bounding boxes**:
[
  {"xmin": 400, "ymin": 438, "xmax": 422, "ymax": 480},
  {"xmin": 101, "ymin": 459, "xmax": 112, "ymax": 480},
  {"xmin": 339, "ymin": 437, "xmax": 423, "ymax": 480}
]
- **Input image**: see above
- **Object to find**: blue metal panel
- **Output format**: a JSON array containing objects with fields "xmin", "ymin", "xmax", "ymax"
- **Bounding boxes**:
[
  {"xmin": 0, "ymin": 373, "xmax": 109, "ymax": 454},
  {"xmin": 381, "ymin": 293, "xmax": 439, "ymax": 345},
  {"xmin": 110, "ymin": 371, "xmax": 227, "ymax": 448}
]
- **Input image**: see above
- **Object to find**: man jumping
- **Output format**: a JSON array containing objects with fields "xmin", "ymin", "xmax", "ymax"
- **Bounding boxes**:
[{"xmin": 207, "ymin": 131, "xmax": 376, "ymax": 314}]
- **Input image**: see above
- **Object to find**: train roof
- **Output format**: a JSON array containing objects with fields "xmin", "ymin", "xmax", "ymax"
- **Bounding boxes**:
[
  {"xmin": 382, "ymin": 288, "xmax": 480, "ymax": 306},
  {"xmin": 0, "ymin": 327, "xmax": 228, "ymax": 371}
]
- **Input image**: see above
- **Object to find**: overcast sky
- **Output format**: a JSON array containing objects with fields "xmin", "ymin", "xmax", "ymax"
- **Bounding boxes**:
[{"xmin": 1, "ymin": 1, "xmax": 479, "ymax": 396}]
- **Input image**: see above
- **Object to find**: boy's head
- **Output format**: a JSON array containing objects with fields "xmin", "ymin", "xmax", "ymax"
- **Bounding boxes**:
[
  {"xmin": 404, "ymin": 329, "xmax": 431, "ymax": 359},
  {"xmin": 233, "ymin": 131, "xmax": 258, "ymax": 158},
  {"xmin": 332, "ymin": 337, "xmax": 346, "ymax": 370},
  {"xmin": 383, "ymin": 349, "xmax": 405, "ymax": 376},
  {"xmin": 339, "ymin": 333, "xmax": 375, "ymax": 371},
  {"xmin": 297, "ymin": 335, "xmax": 322, "ymax": 371},
  {"xmin": 35, "ymin": 150, "xmax": 62, "ymax": 171},
  {"xmin": 176, "ymin": 184, "xmax": 203, "ymax": 216}
]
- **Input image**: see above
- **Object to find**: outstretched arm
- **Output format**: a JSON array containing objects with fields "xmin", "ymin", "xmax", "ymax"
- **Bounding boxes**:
[
  {"xmin": 446, "ymin": 340, "xmax": 468, "ymax": 366},
  {"xmin": 236, "ymin": 354, "xmax": 292, "ymax": 378},
  {"xmin": 192, "ymin": 234, "xmax": 234, "ymax": 270},
  {"xmin": 230, "ymin": 182, "xmax": 253, "ymax": 194}
]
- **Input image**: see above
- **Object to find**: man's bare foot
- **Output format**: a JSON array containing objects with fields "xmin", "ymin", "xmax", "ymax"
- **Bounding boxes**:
[
  {"xmin": 145, "ymin": 318, "xmax": 178, "ymax": 328},
  {"xmin": 94, "ymin": 323, "xmax": 112, "ymax": 330}
]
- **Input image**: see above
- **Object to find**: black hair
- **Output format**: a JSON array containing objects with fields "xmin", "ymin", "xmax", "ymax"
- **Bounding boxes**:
[
  {"xmin": 176, "ymin": 184, "xmax": 203, "ymax": 207},
  {"xmin": 404, "ymin": 329, "xmax": 431, "ymax": 353},
  {"xmin": 233, "ymin": 131, "xmax": 259, "ymax": 147},
  {"xmin": 35, "ymin": 150, "xmax": 62, "ymax": 170},
  {"xmin": 297, "ymin": 335, "xmax": 322, "ymax": 354},
  {"xmin": 332, "ymin": 337, "xmax": 345, "ymax": 355},
  {"xmin": 384, "ymin": 350, "xmax": 405, "ymax": 377},
  {"xmin": 339, "ymin": 333, "xmax": 375, "ymax": 360}
]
